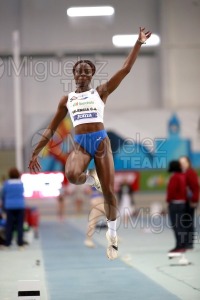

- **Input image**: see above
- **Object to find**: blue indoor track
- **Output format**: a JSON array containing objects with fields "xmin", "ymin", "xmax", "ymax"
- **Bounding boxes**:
[{"xmin": 40, "ymin": 221, "xmax": 180, "ymax": 300}]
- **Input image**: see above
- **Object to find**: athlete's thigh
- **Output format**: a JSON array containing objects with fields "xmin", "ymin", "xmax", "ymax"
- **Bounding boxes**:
[
  {"xmin": 66, "ymin": 143, "xmax": 91, "ymax": 175},
  {"xmin": 94, "ymin": 137, "xmax": 115, "ymax": 191}
]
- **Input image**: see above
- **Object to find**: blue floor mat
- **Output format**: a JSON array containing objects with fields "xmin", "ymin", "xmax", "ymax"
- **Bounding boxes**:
[{"xmin": 40, "ymin": 221, "xmax": 180, "ymax": 300}]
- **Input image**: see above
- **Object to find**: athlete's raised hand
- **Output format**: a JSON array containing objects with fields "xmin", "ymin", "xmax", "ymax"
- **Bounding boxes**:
[
  {"xmin": 138, "ymin": 27, "xmax": 152, "ymax": 43},
  {"xmin": 97, "ymin": 26, "xmax": 152, "ymax": 98},
  {"xmin": 28, "ymin": 154, "xmax": 41, "ymax": 173}
]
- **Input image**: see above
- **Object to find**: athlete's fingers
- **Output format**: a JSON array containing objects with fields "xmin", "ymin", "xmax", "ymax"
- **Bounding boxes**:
[
  {"xmin": 34, "ymin": 161, "xmax": 41, "ymax": 173},
  {"xmin": 28, "ymin": 166, "xmax": 35, "ymax": 174},
  {"xmin": 28, "ymin": 163, "xmax": 35, "ymax": 173},
  {"xmin": 28, "ymin": 160, "xmax": 41, "ymax": 173},
  {"xmin": 34, "ymin": 160, "xmax": 41, "ymax": 169},
  {"xmin": 32, "ymin": 164, "xmax": 39, "ymax": 174},
  {"xmin": 146, "ymin": 32, "xmax": 152, "ymax": 38}
]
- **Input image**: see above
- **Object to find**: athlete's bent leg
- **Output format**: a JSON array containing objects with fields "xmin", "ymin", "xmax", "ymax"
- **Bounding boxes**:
[{"xmin": 65, "ymin": 143, "xmax": 91, "ymax": 185}]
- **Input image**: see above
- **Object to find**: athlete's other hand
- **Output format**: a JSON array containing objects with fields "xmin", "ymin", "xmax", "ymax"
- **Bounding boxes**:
[
  {"xmin": 138, "ymin": 27, "xmax": 152, "ymax": 43},
  {"xmin": 28, "ymin": 154, "xmax": 41, "ymax": 173}
]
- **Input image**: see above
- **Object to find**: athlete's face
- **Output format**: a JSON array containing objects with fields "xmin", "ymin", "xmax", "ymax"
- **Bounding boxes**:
[{"xmin": 74, "ymin": 63, "xmax": 93, "ymax": 88}]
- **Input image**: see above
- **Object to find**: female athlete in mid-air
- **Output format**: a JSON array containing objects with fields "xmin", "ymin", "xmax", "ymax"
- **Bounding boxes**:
[{"xmin": 28, "ymin": 27, "xmax": 151, "ymax": 260}]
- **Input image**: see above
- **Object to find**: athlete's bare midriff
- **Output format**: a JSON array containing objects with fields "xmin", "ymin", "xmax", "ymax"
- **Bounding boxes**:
[{"xmin": 74, "ymin": 122, "xmax": 104, "ymax": 134}]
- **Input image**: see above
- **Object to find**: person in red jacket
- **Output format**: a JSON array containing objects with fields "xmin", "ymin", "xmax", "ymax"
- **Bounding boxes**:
[
  {"xmin": 179, "ymin": 156, "xmax": 200, "ymax": 250},
  {"xmin": 167, "ymin": 160, "xmax": 187, "ymax": 255}
]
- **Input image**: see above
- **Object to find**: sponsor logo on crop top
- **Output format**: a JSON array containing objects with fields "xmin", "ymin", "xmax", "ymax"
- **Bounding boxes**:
[
  {"xmin": 69, "ymin": 95, "xmax": 89, "ymax": 102},
  {"xmin": 72, "ymin": 107, "xmax": 97, "ymax": 114},
  {"xmin": 74, "ymin": 113, "xmax": 97, "ymax": 121}
]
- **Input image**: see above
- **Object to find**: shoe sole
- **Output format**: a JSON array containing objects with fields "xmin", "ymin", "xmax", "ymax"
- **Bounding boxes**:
[{"xmin": 106, "ymin": 231, "xmax": 118, "ymax": 260}]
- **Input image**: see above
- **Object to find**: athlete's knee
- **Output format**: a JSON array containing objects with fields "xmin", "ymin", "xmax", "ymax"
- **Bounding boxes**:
[{"xmin": 65, "ymin": 169, "xmax": 80, "ymax": 184}]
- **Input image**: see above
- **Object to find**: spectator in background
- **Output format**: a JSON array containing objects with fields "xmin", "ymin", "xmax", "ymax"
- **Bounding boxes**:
[
  {"xmin": 67, "ymin": 183, "xmax": 89, "ymax": 215},
  {"xmin": 118, "ymin": 179, "xmax": 135, "ymax": 224},
  {"xmin": 1, "ymin": 168, "xmax": 25, "ymax": 248},
  {"xmin": 57, "ymin": 186, "xmax": 66, "ymax": 222},
  {"xmin": 0, "ymin": 175, "xmax": 6, "ymax": 246},
  {"xmin": 84, "ymin": 186, "xmax": 105, "ymax": 248},
  {"xmin": 167, "ymin": 160, "xmax": 187, "ymax": 255},
  {"xmin": 57, "ymin": 176, "xmax": 68, "ymax": 221},
  {"xmin": 0, "ymin": 208, "xmax": 6, "ymax": 246},
  {"xmin": 179, "ymin": 156, "xmax": 199, "ymax": 250},
  {"xmin": 0, "ymin": 175, "xmax": 6, "ymax": 207}
]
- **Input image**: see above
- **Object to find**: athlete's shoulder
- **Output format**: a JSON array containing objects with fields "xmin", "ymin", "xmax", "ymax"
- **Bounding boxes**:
[
  {"xmin": 96, "ymin": 84, "xmax": 107, "ymax": 94},
  {"xmin": 58, "ymin": 95, "xmax": 68, "ymax": 110},
  {"xmin": 96, "ymin": 84, "xmax": 109, "ymax": 103},
  {"xmin": 60, "ymin": 95, "xmax": 68, "ymax": 104}
]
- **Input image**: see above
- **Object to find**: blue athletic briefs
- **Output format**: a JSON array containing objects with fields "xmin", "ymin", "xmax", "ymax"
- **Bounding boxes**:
[{"xmin": 74, "ymin": 129, "xmax": 107, "ymax": 157}]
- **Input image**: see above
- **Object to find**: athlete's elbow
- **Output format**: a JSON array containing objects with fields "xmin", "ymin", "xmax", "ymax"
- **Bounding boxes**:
[{"xmin": 122, "ymin": 66, "xmax": 131, "ymax": 75}]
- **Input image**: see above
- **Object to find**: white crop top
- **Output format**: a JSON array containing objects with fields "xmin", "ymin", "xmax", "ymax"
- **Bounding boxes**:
[{"xmin": 67, "ymin": 89, "xmax": 105, "ymax": 127}]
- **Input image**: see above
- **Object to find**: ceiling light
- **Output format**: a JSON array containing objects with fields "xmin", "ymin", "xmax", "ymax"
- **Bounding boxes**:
[
  {"xmin": 67, "ymin": 6, "xmax": 115, "ymax": 17},
  {"xmin": 112, "ymin": 34, "xmax": 160, "ymax": 47}
]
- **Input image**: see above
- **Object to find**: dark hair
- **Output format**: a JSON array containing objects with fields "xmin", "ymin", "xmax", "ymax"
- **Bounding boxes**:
[
  {"xmin": 8, "ymin": 168, "xmax": 21, "ymax": 179},
  {"xmin": 168, "ymin": 160, "xmax": 182, "ymax": 173},
  {"xmin": 73, "ymin": 60, "xmax": 96, "ymax": 76},
  {"xmin": 179, "ymin": 155, "xmax": 191, "ymax": 167}
]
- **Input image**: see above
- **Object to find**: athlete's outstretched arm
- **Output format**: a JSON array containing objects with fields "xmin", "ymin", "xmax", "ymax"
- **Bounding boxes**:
[
  {"xmin": 97, "ymin": 27, "xmax": 151, "ymax": 100},
  {"xmin": 28, "ymin": 96, "xmax": 68, "ymax": 173}
]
